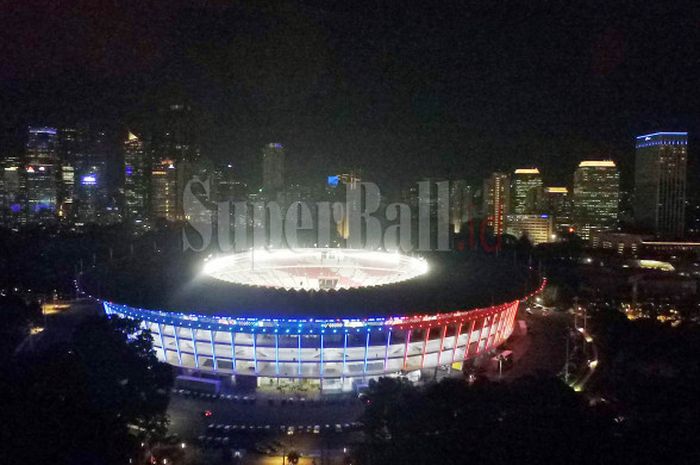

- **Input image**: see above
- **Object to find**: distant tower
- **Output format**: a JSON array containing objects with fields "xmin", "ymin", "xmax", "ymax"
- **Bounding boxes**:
[
  {"xmin": 57, "ymin": 127, "xmax": 80, "ymax": 220},
  {"xmin": 542, "ymin": 187, "xmax": 572, "ymax": 231},
  {"xmin": 450, "ymin": 180, "xmax": 473, "ymax": 234},
  {"xmin": 0, "ymin": 154, "xmax": 24, "ymax": 227},
  {"xmin": 634, "ymin": 132, "xmax": 688, "ymax": 238},
  {"xmin": 215, "ymin": 164, "xmax": 247, "ymax": 203},
  {"xmin": 150, "ymin": 158, "xmax": 178, "ymax": 221},
  {"xmin": 24, "ymin": 126, "xmax": 59, "ymax": 224},
  {"xmin": 573, "ymin": 161, "xmax": 619, "ymax": 239},
  {"xmin": 511, "ymin": 168, "xmax": 542, "ymax": 214},
  {"xmin": 152, "ymin": 103, "xmax": 201, "ymax": 221},
  {"xmin": 262, "ymin": 143, "xmax": 285, "ymax": 199},
  {"xmin": 123, "ymin": 131, "xmax": 149, "ymax": 226},
  {"xmin": 483, "ymin": 172, "xmax": 510, "ymax": 236},
  {"xmin": 73, "ymin": 129, "xmax": 110, "ymax": 226}
]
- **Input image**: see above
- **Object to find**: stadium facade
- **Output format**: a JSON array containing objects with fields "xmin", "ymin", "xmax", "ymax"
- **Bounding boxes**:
[{"xmin": 97, "ymin": 248, "xmax": 542, "ymax": 392}]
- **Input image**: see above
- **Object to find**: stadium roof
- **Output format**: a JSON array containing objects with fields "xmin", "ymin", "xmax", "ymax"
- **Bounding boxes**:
[{"xmin": 83, "ymin": 250, "xmax": 538, "ymax": 319}]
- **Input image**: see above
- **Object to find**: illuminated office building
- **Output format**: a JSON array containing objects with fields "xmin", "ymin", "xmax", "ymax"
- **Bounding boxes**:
[
  {"xmin": 123, "ymin": 131, "xmax": 149, "ymax": 226},
  {"xmin": 73, "ymin": 130, "xmax": 110, "ymax": 225},
  {"xmin": 511, "ymin": 168, "xmax": 542, "ymax": 214},
  {"xmin": 505, "ymin": 214, "xmax": 554, "ymax": 245},
  {"xmin": 542, "ymin": 186, "xmax": 572, "ymax": 230},
  {"xmin": 634, "ymin": 132, "xmax": 688, "ymax": 238},
  {"xmin": 573, "ymin": 160, "xmax": 619, "ymax": 239},
  {"xmin": 150, "ymin": 158, "xmax": 178, "ymax": 221},
  {"xmin": 57, "ymin": 127, "xmax": 80, "ymax": 219},
  {"xmin": 24, "ymin": 126, "xmax": 59, "ymax": 224},
  {"xmin": 483, "ymin": 172, "xmax": 510, "ymax": 236},
  {"xmin": 0, "ymin": 155, "xmax": 24, "ymax": 227}
]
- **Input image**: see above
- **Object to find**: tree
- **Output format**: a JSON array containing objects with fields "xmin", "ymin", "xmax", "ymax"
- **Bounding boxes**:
[
  {"xmin": 287, "ymin": 450, "xmax": 301, "ymax": 465},
  {"xmin": 0, "ymin": 315, "xmax": 173, "ymax": 465}
]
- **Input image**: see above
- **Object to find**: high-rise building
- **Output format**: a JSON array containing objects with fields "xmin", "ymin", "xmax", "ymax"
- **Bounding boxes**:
[
  {"xmin": 24, "ymin": 126, "xmax": 59, "ymax": 224},
  {"xmin": 262, "ymin": 143, "xmax": 285, "ymax": 199},
  {"xmin": 573, "ymin": 160, "xmax": 619, "ymax": 239},
  {"xmin": 505, "ymin": 214, "xmax": 554, "ymax": 245},
  {"xmin": 511, "ymin": 168, "xmax": 543, "ymax": 214},
  {"xmin": 57, "ymin": 127, "xmax": 80, "ymax": 220},
  {"xmin": 123, "ymin": 131, "xmax": 149, "ymax": 226},
  {"xmin": 449, "ymin": 180, "xmax": 474, "ymax": 234},
  {"xmin": 151, "ymin": 103, "xmax": 201, "ymax": 221},
  {"xmin": 542, "ymin": 186, "xmax": 572, "ymax": 230},
  {"xmin": 483, "ymin": 172, "xmax": 510, "ymax": 236},
  {"xmin": 150, "ymin": 158, "xmax": 178, "ymax": 221},
  {"xmin": 0, "ymin": 155, "xmax": 24, "ymax": 228},
  {"xmin": 72, "ymin": 129, "xmax": 111, "ymax": 226},
  {"xmin": 155, "ymin": 103, "xmax": 200, "ymax": 162},
  {"xmin": 215, "ymin": 164, "xmax": 248, "ymax": 203},
  {"xmin": 634, "ymin": 131, "xmax": 688, "ymax": 238}
]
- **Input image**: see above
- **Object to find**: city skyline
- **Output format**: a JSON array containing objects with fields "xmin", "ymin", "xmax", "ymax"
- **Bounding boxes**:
[{"xmin": 0, "ymin": 123, "xmax": 693, "ymax": 243}]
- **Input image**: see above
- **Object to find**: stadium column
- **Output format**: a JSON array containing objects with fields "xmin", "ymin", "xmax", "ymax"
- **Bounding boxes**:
[
  {"xmin": 451, "ymin": 322, "xmax": 462, "ymax": 363},
  {"xmin": 157, "ymin": 323, "xmax": 168, "ymax": 362},
  {"xmin": 209, "ymin": 330, "xmax": 218, "ymax": 371},
  {"xmin": 493, "ymin": 310, "xmax": 504, "ymax": 347},
  {"xmin": 252, "ymin": 331, "xmax": 258, "ymax": 375},
  {"xmin": 229, "ymin": 331, "xmax": 236, "ymax": 373},
  {"xmin": 484, "ymin": 313, "xmax": 499, "ymax": 351},
  {"xmin": 297, "ymin": 333, "xmax": 302, "ymax": 377},
  {"xmin": 172, "ymin": 326, "xmax": 183, "ymax": 366},
  {"xmin": 363, "ymin": 331, "xmax": 370, "ymax": 376},
  {"xmin": 497, "ymin": 303, "xmax": 515, "ymax": 344},
  {"xmin": 402, "ymin": 329, "xmax": 412, "ymax": 370},
  {"xmin": 420, "ymin": 327, "xmax": 430, "ymax": 369},
  {"xmin": 475, "ymin": 315, "xmax": 489, "ymax": 354},
  {"xmin": 509, "ymin": 302, "xmax": 519, "ymax": 335},
  {"xmin": 383, "ymin": 328, "xmax": 392, "ymax": 371},
  {"xmin": 320, "ymin": 333, "xmax": 325, "ymax": 388},
  {"xmin": 191, "ymin": 328, "xmax": 199, "ymax": 369},
  {"xmin": 492, "ymin": 308, "xmax": 507, "ymax": 347},
  {"xmin": 275, "ymin": 334, "xmax": 280, "ymax": 376},
  {"xmin": 436, "ymin": 325, "xmax": 448, "ymax": 365},
  {"xmin": 463, "ymin": 319, "xmax": 477, "ymax": 360},
  {"xmin": 342, "ymin": 332, "xmax": 348, "ymax": 378}
]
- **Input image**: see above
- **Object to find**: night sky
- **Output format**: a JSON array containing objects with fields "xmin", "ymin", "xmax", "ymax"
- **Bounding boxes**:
[{"xmin": 0, "ymin": 1, "xmax": 698, "ymax": 190}]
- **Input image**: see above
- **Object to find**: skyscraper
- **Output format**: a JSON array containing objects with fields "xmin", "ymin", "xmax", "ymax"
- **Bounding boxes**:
[
  {"xmin": 151, "ymin": 103, "xmax": 201, "ymax": 221},
  {"xmin": 24, "ymin": 126, "xmax": 59, "ymax": 224},
  {"xmin": 542, "ymin": 186, "xmax": 572, "ymax": 231},
  {"xmin": 150, "ymin": 158, "xmax": 178, "ymax": 221},
  {"xmin": 634, "ymin": 131, "xmax": 688, "ymax": 238},
  {"xmin": 573, "ymin": 160, "xmax": 619, "ymax": 239},
  {"xmin": 72, "ymin": 129, "xmax": 111, "ymax": 226},
  {"xmin": 123, "ymin": 131, "xmax": 149, "ymax": 226},
  {"xmin": 511, "ymin": 168, "xmax": 543, "ymax": 214},
  {"xmin": 215, "ymin": 164, "xmax": 248, "ymax": 203},
  {"xmin": 262, "ymin": 143, "xmax": 285, "ymax": 199},
  {"xmin": 0, "ymin": 154, "xmax": 24, "ymax": 228},
  {"xmin": 57, "ymin": 127, "xmax": 79, "ymax": 220},
  {"xmin": 483, "ymin": 172, "xmax": 510, "ymax": 236},
  {"xmin": 449, "ymin": 180, "xmax": 474, "ymax": 234}
]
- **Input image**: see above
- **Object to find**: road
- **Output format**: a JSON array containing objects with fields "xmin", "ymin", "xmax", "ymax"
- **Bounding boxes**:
[
  {"xmin": 486, "ymin": 308, "xmax": 570, "ymax": 382},
  {"xmin": 167, "ymin": 393, "xmax": 364, "ymax": 442}
]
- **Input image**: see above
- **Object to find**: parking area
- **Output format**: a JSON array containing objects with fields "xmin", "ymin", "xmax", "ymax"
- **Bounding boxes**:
[{"xmin": 167, "ymin": 388, "xmax": 365, "ymax": 442}]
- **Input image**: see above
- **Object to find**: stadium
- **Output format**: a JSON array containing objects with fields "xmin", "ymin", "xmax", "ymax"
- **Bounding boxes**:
[{"xmin": 86, "ymin": 248, "xmax": 543, "ymax": 393}]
